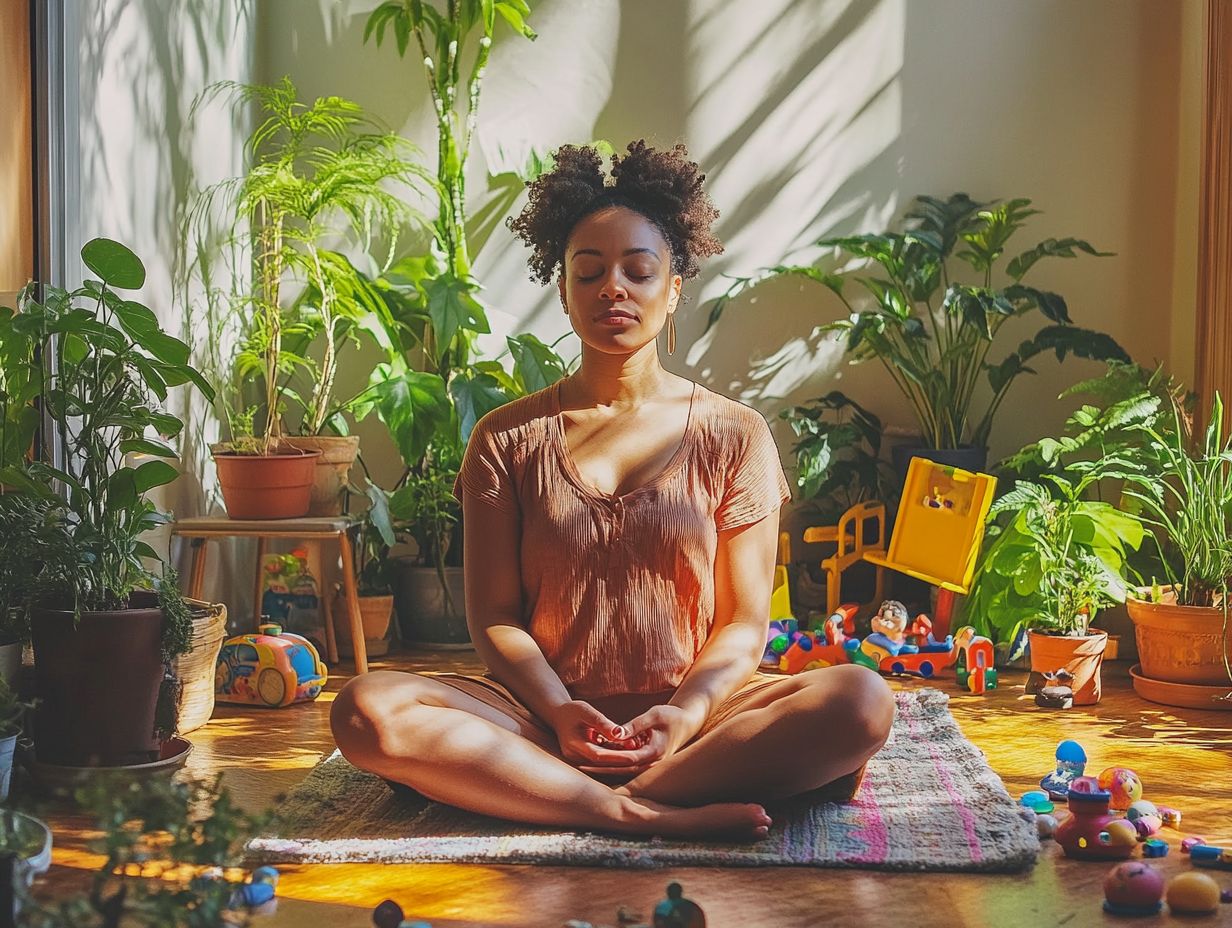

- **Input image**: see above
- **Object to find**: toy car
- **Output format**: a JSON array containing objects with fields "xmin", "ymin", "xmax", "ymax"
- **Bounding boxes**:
[{"xmin": 215, "ymin": 623, "xmax": 327, "ymax": 707}]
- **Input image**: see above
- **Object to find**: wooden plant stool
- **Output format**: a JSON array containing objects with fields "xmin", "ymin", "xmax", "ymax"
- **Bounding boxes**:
[{"xmin": 170, "ymin": 515, "xmax": 369, "ymax": 674}]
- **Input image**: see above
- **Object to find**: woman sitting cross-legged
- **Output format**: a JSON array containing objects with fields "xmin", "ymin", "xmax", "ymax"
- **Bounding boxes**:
[{"xmin": 331, "ymin": 140, "xmax": 895, "ymax": 841}]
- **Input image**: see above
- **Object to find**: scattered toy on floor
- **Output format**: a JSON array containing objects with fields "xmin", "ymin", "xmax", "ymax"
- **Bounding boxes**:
[
  {"xmin": 1103, "ymin": 861, "xmax": 1165, "ymax": 916},
  {"xmin": 215, "ymin": 623, "xmax": 327, "ymax": 707},
  {"xmin": 653, "ymin": 883, "xmax": 706, "ymax": 928},
  {"xmin": 1182, "ymin": 837, "xmax": 1207, "ymax": 853},
  {"xmin": 1158, "ymin": 806, "xmax": 1182, "ymax": 827},
  {"xmin": 1056, "ymin": 782, "xmax": 1137, "ymax": 860},
  {"xmin": 1165, "ymin": 872, "xmax": 1223, "ymax": 915},
  {"xmin": 1190, "ymin": 843, "xmax": 1232, "ymax": 870},
  {"xmin": 1036, "ymin": 813, "xmax": 1059, "ymax": 839},
  {"xmin": 1040, "ymin": 740, "xmax": 1088, "ymax": 799},
  {"xmin": 228, "ymin": 865, "xmax": 280, "ymax": 910},
  {"xmin": 1142, "ymin": 838, "xmax": 1169, "ymax": 858},
  {"xmin": 1034, "ymin": 669, "xmax": 1075, "ymax": 709},
  {"xmin": 1097, "ymin": 766, "xmax": 1144, "ymax": 810},
  {"xmin": 371, "ymin": 899, "xmax": 431, "ymax": 928},
  {"xmin": 1019, "ymin": 790, "xmax": 1054, "ymax": 814}
]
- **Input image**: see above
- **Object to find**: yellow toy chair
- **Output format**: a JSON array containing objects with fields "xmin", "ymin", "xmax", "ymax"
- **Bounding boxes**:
[{"xmin": 811, "ymin": 458, "xmax": 997, "ymax": 639}]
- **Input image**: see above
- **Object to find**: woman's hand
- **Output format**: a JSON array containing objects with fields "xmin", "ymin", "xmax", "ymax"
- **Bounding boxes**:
[
  {"xmin": 574, "ymin": 704, "xmax": 697, "ymax": 778},
  {"xmin": 547, "ymin": 699, "xmax": 654, "ymax": 770}
]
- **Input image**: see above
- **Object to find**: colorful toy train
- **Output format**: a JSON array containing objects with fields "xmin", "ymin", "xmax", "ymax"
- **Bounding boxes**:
[
  {"xmin": 215, "ymin": 622, "xmax": 327, "ymax": 708},
  {"xmin": 763, "ymin": 603, "xmax": 997, "ymax": 694}
]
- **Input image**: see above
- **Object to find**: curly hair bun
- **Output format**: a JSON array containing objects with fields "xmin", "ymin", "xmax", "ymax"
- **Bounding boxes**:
[{"xmin": 507, "ymin": 139, "xmax": 723, "ymax": 284}]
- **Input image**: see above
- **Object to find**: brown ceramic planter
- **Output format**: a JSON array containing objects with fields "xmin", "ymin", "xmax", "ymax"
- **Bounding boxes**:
[
  {"xmin": 1028, "ymin": 627, "xmax": 1109, "ymax": 705},
  {"xmin": 212, "ymin": 446, "xmax": 322, "ymax": 519},
  {"xmin": 31, "ymin": 593, "xmax": 165, "ymax": 766},
  {"xmin": 1126, "ymin": 589, "xmax": 1231, "ymax": 685},
  {"xmin": 335, "ymin": 593, "xmax": 394, "ymax": 658},
  {"xmin": 281, "ymin": 435, "xmax": 360, "ymax": 516}
]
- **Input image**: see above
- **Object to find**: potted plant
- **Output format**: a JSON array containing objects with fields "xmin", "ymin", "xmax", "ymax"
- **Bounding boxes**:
[
  {"xmin": 0, "ymin": 238, "xmax": 208, "ymax": 767},
  {"xmin": 705, "ymin": 193, "xmax": 1129, "ymax": 475},
  {"xmin": 334, "ymin": 480, "xmax": 399, "ymax": 658},
  {"xmin": 967, "ymin": 442, "xmax": 1148, "ymax": 704},
  {"xmin": 0, "ymin": 676, "xmax": 33, "ymax": 802},
  {"xmin": 0, "ymin": 808, "xmax": 52, "ymax": 922},
  {"xmin": 185, "ymin": 78, "xmax": 430, "ymax": 518},
  {"xmin": 364, "ymin": 1, "xmax": 583, "ymax": 644},
  {"xmin": 1122, "ymin": 392, "xmax": 1232, "ymax": 706},
  {"xmin": 19, "ymin": 773, "xmax": 274, "ymax": 927}
]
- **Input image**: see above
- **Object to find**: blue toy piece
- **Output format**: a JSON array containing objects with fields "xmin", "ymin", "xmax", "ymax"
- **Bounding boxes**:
[
  {"xmin": 1190, "ymin": 844, "xmax": 1232, "ymax": 869},
  {"xmin": 216, "ymin": 622, "xmax": 327, "ymax": 707},
  {"xmin": 228, "ymin": 865, "xmax": 279, "ymax": 909},
  {"xmin": 1040, "ymin": 740, "xmax": 1087, "ymax": 800},
  {"xmin": 1142, "ymin": 838, "xmax": 1169, "ymax": 858}
]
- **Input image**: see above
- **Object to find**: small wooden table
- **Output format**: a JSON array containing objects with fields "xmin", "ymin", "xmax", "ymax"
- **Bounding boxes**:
[{"xmin": 171, "ymin": 515, "xmax": 369, "ymax": 674}]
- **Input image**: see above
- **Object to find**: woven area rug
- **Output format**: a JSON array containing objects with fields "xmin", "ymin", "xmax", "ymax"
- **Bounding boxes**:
[{"xmin": 247, "ymin": 689, "xmax": 1037, "ymax": 872}]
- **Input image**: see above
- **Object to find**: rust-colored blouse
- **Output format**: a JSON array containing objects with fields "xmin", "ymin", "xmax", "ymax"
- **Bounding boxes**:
[{"xmin": 452, "ymin": 379, "xmax": 792, "ymax": 699}]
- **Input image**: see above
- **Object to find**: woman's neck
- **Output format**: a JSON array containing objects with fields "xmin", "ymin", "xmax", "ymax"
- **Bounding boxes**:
[{"xmin": 563, "ymin": 350, "xmax": 677, "ymax": 410}]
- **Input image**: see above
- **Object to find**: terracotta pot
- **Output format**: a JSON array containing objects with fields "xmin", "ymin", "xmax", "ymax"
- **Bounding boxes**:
[
  {"xmin": 1028, "ymin": 627, "xmax": 1109, "ymax": 705},
  {"xmin": 335, "ymin": 593, "xmax": 393, "ymax": 658},
  {"xmin": 31, "ymin": 593, "xmax": 165, "ymax": 766},
  {"xmin": 212, "ymin": 446, "xmax": 321, "ymax": 519},
  {"xmin": 1126, "ymin": 589, "xmax": 1231, "ymax": 685},
  {"xmin": 281, "ymin": 435, "xmax": 360, "ymax": 516}
]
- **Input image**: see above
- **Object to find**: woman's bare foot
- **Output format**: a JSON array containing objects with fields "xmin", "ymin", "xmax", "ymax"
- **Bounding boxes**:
[{"xmin": 608, "ymin": 794, "xmax": 772, "ymax": 841}]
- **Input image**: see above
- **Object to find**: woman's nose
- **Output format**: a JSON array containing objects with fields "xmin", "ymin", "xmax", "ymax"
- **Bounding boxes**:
[{"xmin": 598, "ymin": 271, "xmax": 627, "ymax": 301}]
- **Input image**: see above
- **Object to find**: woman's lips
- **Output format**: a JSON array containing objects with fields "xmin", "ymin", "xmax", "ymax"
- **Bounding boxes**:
[{"xmin": 595, "ymin": 310, "xmax": 638, "ymax": 325}]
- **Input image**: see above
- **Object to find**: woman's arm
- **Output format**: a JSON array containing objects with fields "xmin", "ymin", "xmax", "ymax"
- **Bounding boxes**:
[
  {"xmin": 667, "ymin": 508, "xmax": 780, "ymax": 733},
  {"xmin": 461, "ymin": 489, "xmax": 637, "ymax": 764}
]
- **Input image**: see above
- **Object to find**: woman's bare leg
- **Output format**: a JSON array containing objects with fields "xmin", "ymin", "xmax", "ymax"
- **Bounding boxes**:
[
  {"xmin": 618, "ymin": 664, "xmax": 894, "ymax": 806},
  {"xmin": 330, "ymin": 671, "xmax": 772, "ymax": 839}
]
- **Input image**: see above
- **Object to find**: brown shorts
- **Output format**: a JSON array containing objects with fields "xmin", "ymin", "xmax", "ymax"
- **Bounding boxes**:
[{"xmin": 425, "ymin": 671, "xmax": 789, "ymax": 742}]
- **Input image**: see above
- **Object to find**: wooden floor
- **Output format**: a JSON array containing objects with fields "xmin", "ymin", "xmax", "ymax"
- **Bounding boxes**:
[{"xmin": 35, "ymin": 653, "xmax": 1232, "ymax": 928}]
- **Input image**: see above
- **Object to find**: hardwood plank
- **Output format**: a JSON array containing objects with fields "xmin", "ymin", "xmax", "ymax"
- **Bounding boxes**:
[{"xmin": 32, "ymin": 657, "xmax": 1232, "ymax": 928}]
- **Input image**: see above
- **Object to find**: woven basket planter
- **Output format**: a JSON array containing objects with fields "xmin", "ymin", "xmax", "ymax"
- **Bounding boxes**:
[{"xmin": 173, "ymin": 600, "xmax": 228, "ymax": 734}]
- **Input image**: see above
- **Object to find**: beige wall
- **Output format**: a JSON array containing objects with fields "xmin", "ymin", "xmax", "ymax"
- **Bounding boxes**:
[
  {"xmin": 262, "ymin": 0, "xmax": 1198, "ymax": 480},
  {"xmin": 0, "ymin": 0, "xmax": 33, "ymax": 305}
]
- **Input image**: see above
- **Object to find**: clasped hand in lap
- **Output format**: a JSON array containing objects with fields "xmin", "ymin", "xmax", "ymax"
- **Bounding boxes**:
[{"xmin": 548, "ymin": 700, "xmax": 694, "ymax": 778}]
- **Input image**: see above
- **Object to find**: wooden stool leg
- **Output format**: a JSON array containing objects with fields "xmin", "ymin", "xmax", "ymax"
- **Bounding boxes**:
[
  {"xmin": 321, "ymin": 574, "xmax": 340, "ymax": 666},
  {"xmin": 252, "ymin": 537, "xmax": 268, "ymax": 628},
  {"xmin": 337, "ymin": 530, "xmax": 368, "ymax": 674},
  {"xmin": 188, "ymin": 538, "xmax": 207, "ymax": 599}
]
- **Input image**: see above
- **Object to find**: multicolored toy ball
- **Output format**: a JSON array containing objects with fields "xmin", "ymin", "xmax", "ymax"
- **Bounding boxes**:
[{"xmin": 1097, "ymin": 766, "xmax": 1143, "ymax": 810}]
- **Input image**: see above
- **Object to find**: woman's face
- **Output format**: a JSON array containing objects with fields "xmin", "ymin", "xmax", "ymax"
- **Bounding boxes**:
[{"xmin": 559, "ymin": 206, "xmax": 683, "ymax": 356}]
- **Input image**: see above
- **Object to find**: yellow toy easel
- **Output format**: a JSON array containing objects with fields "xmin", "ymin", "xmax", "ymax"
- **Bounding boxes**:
[
  {"xmin": 770, "ymin": 532, "xmax": 795, "ymax": 621},
  {"xmin": 811, "ymin": 458, "xmax": 996, "ymax": 638}
]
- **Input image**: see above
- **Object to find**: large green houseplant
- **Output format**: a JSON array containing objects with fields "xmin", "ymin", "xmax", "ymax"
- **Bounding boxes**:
[
  {"xmin": 706, "ymin": 193, "xmax": 1130, "ymax": 470},
  {"xmin": 186, "ymin": 77, "xmax": 430, "ymax": 517},
  {"xmin": 0, "ymin": 238, "xmax": 209, "ymax": 766},
  {"xmin": 362, "ymin": 0, "xmax": 580, "ymax": 645}
]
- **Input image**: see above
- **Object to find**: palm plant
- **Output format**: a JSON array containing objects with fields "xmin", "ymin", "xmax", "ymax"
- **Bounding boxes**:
[
  {"xmin": 186, "ymin": 77, "xmax": 431, "ymax": 451},
  {"xmin": 706, "ymin": 193, "xmax": 1130, "ymax": 451}
]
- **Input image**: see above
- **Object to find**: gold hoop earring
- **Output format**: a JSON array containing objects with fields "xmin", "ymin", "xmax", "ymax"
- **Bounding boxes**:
[{"xmin": 667, "ymin": 313, "xmax": 676, "ymax": 356}]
